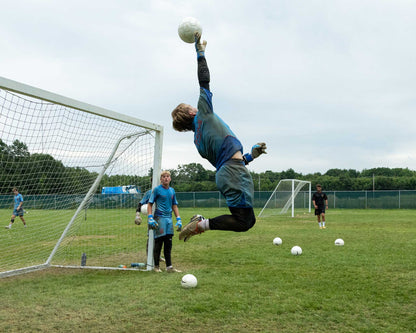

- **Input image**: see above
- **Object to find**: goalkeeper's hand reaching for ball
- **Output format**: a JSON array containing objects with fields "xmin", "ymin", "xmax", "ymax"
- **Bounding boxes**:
[{"xmin": 195, "ymin": 32, "xmax": 207, "ymax": 59}]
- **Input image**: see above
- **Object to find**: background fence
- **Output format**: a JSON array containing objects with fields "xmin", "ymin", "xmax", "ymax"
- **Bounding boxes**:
[{"xmin": 0, "ymin": 190, "xmax": 415, "ymax": 210}]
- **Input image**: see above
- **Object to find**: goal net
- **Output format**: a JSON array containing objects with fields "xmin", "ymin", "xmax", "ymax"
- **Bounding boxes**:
[
  {"xmin": 0, "ymin": 76, "xmax": 163, "ymax": 278},
  {"xmin": 259, "ymin": 179, "xmax": 311, "ymax": 218}
]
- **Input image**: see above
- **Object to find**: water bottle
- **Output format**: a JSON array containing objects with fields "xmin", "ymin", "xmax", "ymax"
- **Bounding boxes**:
[
  {"xmin": 131, "ymin": 263, "xmax": 146, "ymax": 268},
  {"xmin": 81, "ymin": 253, "xmax": 87, "ymax": 266}
]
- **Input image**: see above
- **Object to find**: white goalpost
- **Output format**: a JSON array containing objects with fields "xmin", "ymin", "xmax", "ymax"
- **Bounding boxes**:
[
  {"xmin": 258, "ymin": 179, "xmax": 311, "ymax": 218},
  {"xmin": 0, "ymin": 76, "xmax": 163, "ymax": 278}
]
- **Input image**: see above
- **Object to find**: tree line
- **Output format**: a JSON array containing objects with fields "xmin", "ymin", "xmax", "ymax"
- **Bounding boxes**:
[
  {"xmin": 1, "ymin": 139, "xmax": 415, "ymax": 195},
  {"xmin": 0, "ymin": 139, "xmax": 99, "ymax": 195},
  {"xmin": 168, "ymin": 164, "xmax": 416, "ymax": 192}
]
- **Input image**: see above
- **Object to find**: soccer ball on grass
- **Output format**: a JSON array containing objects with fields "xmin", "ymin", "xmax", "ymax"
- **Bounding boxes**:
[
  {"xmin": 181, "ymin": 274, "xmax": 198, "ymax": 288},
  {"xmin": 335, "ymin": 238, "xmax": 344, "ymax": 246},
  {"xmin": 272, "ymin": 237, "xmax": 282, "ymax": 245},
  {"xmin": 291, "ymin": 246, "xmax": 302, "ymax": 256},
  {"xmin": 178, "ymin": 17, "xmax": 203, "ymax": 43}
]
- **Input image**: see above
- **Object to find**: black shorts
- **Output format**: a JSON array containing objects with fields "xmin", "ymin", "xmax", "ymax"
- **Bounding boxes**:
[{"xmin": 315, "ymin": 206, "xmax": 325, "ymax": 215}]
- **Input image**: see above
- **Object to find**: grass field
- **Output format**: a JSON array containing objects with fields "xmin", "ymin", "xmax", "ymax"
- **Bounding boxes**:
[{"xmin": 0, "ymin": 208, "xmax": 415, "ymax": 332}]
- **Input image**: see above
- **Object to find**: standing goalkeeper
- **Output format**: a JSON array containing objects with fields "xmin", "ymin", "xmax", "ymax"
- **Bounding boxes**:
[{"xmin": 171, "ymin": 33, "xmax": 267, "ymax": 242}]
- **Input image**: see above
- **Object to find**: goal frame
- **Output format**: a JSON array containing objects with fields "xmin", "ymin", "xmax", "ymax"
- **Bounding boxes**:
[
  {"xmin": 258, "ymin": 179, "xmax": 311, "ymax": 218},
  {"xmin": 0, "ymin": 76, "xmax": 163, "ymax": 277}
]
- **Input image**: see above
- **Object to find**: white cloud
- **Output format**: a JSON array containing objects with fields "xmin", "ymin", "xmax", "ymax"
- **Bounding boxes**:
[{"xmin": 1, "ymin": 0, "xmax": 415, "ymax": 174}]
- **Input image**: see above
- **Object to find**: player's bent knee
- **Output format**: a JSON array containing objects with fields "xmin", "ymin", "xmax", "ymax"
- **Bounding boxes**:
[{"xmin": 238, "ymin": 214, "xmax": 256, "ymax": 232}]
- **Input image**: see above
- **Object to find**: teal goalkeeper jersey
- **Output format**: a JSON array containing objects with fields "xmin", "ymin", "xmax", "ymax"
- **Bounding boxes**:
[
  {"xmin": 14, "ymin": 193, "xmax": 23, "ymax": 209},
  {"xmin": 148, "ymin": 185, "xmax": 178, "ymax": 218},
  {"xmin": 193, "ymin": 87, "xmax": 243, "ymax": 170}
]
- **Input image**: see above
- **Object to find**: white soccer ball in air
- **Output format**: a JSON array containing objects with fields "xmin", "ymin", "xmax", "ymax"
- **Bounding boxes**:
[
  {"xmin": 335, "ymin": 238, "xmax": 344, "ymax": 246},
  {"xmin": 181, "ymin": 274, "xmax": 198, "ymax": 288},
  {"xmin": 178, "ymin": 17, "xmax": 203, "ymax": 43},
  {"xmin": 140, "ymin": 204, "xmax": 148, "ymax": 215},
  {"xmin": 273, "ymin": 237, "xmax": 282, "ymax": 245},
  {"xmin": 291, "ymin": 246, "xmax": 302, "ymax": 256}
]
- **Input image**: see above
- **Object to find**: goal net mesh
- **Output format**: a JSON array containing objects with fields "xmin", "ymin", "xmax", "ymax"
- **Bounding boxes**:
[
  {"xmin": 259, "ymin": 179, "xmax": 311, "ymax": 218},
  {"xmin": 0, "ymin": 84, "xmax": 160, "ymax": 277}
]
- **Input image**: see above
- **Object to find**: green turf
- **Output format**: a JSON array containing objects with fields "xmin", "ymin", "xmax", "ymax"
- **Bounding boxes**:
[
  {"xmin": 0, "ymin": 209, "xmax": 415, "ymax": 332},
  {"xmin": 0, "ymin": 208, "xmax": 147, "ymax": 270}
]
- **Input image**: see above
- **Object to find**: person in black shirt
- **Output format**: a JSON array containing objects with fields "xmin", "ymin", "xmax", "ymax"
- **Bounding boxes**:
[{"xmin": 312, "ymin": 184, "xmax": 328, "ymax": 229}]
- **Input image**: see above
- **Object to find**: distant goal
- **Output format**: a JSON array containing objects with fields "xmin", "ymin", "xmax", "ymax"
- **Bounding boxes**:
[
  {"xmin": 0, "ymin": 76, "xmax": 163, "ymax": 278},
  {"xmin": 259, "ymin": 179, "xmax": 311, "ymax": 218}
]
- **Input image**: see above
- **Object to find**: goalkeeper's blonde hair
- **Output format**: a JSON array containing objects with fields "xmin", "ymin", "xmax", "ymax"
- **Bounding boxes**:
[
  {"xmin": 160, "ymin": 170, "xmax": 171, "ymax": 178},
  {"xmin": 171, "ymin": 103, "xmax": 194, "ymax": 132}
]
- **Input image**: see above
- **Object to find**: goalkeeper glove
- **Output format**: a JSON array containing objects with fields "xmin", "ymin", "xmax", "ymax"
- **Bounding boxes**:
[
  {"xmin": 195, "ymin": 32, "xmax": 207, "ymax": 59},
  {"xmin": 243, "ymin": 142, "xmax": 267, "ymax": 164},
  {"xmin": 148, "ymin": 215, "xmax": 158, "ymax": 230},
  {"xmin": 252, "ymin": 142, "xmax": 267, "ymax": 158},
  {"xmin": 134, "ymin": 212, "xmax": 142, "ymax": 225},
  {"xmin": 175, "ymin": 217, "xmax": 182, "ymax": 231}
]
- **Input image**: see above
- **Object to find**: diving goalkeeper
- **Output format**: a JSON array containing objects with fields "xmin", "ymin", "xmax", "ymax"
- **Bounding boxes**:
[{"xmin": 171, "ymin": 32, "xmax": 267, "ymax": 242}]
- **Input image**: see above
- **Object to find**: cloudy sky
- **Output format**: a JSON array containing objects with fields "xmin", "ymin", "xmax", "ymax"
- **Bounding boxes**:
[{"xmin": 1, "ymin": 0, "xmax": 415, "ymax": 174}]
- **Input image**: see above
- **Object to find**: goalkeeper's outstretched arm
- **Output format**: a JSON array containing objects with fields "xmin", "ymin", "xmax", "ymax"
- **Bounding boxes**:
[
  {"xmin": 243, "ymin": 143, "xmax": 268, "ymax": 165},
  {"xmin": 195, "ymin": 32, "xmax": 210, "ymax": 90}
]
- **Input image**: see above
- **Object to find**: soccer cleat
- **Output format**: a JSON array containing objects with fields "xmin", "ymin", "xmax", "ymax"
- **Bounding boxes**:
[
  {"xmin": 322, "ymin": 226, "xmax": 326, "ymax": 229},
  {"xmin": 5, "ymin": 225, "xmax": 11, "ymax": 229},
  {"xmin": 159, "ymin": 257, "xmax": 166, "ymax": 262},
  {"xmin": 179, "ymin": 215, "xmax": 205, "ymax": 242},
  {"xmin": 153, "ymin": 267, "xmax": 162, "ymax": 273},
  {"xmin": 319, "ymin": 226, "xmax": 323, "ymax": 229},
  {"xmin": 166, "ymin": 267, "xmax": 182, "ymax": 273}
]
